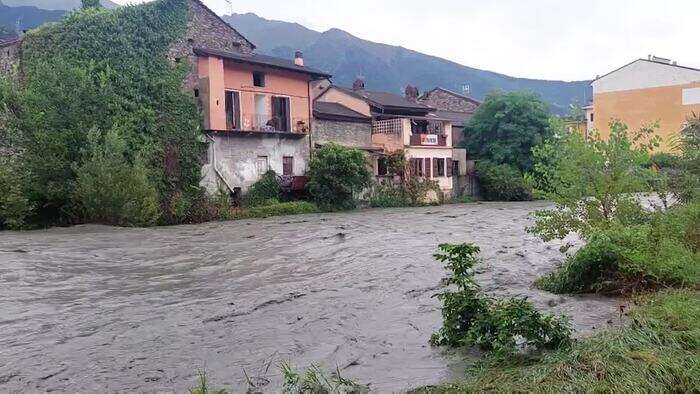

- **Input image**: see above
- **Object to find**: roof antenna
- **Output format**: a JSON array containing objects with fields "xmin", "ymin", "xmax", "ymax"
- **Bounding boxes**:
[{"xmin": 222, "ymin": 0, "xmax": 233, "ymax": 15}]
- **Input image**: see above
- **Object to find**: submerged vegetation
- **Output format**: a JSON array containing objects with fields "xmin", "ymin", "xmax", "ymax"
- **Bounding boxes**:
[
  {"xmin": 430, "ymin": 244, "xmax": 572, "ymax": 354},
  {"xmin": 307, "ymin": 143, "xmax": 372, "ymax": 211}
]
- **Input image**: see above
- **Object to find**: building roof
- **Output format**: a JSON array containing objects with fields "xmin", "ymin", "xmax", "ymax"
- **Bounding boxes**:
[
  {"xmin": 313, "ymin": 101, "xmax": 371, "ymax": 123},
  {"xmin": 420, "ymin": 87, "xmax": 482, "ymax": 105},
  {"xmin": 193, "ymin": 47, "xmax": 332, "ymax": 79},
  {"xmin": 431, "ymin": 110, "xmax": 474, "ymax": 127},
  {"xmin": 593, "ymin": 58, "xmax": 700, "ymax": 84},
  {"xmin": 0, "ymin": 37, "xmax": 21, "ymax": 48},
  {"xmin": 333, "ymin": 86, "xmax": 435, "ymax": 112}
]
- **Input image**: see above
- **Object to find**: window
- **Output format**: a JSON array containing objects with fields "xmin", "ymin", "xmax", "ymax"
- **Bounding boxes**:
[
  {"xmin": 410, "ymin": 158, "xmax": 423, "ymax": 177},
  {"xmin": 253, "ymin": 71, "xmax": 266, "ymax": 87},
  {"xmin": 225, "ymin": 91, "xmax": 241, "ymax": 130},
  {"xmin": 377, "ymin": 157, "xmax": 389, "ymax": 176},
  {"xmin": 452, "ymin": 159, "xmax": 459, "ymax": 176},
  {"xmin": 283, "ymin": 156, "xmax": 294, "ymax": 176},
  {"xmin": 590, "ymin": 113, "xmax": 594, "ymax": 122},
  {"xmin": 194, "ymin": 89, "xmax": 199, "ymax": 97},
  {"xmin": 435, "ymin": 158, "xmax": 445, "ymax": 177},
  {"xmin": 256, "ymin": 156, "xmax": 269, "ymax": 174}
]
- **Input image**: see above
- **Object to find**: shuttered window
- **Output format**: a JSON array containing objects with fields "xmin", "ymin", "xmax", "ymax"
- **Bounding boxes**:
[
  {"xmin": 424, "ymin": 158, "xmax": 432, "ymax": 178},
  {"xmin": 283, "ymin": 156, "xmax": 294, "ymax": 176}
]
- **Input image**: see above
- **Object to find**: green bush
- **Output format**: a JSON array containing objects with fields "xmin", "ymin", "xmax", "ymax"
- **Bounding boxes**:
[
  {"xmin": 243, "ymin": 170, "xmax": 280, "ymax": 207},
  {"xmin": 75, "ymin": 128, "xmax": 161, "ymax": 227},
  {"xmin": 369, "ymin": 180, "xmax": 409, "ymax": 208},
  {"xmin": 431, "ymin": 243, "xmax": 571, "ymax": 354},
  {"xmin": 537, "ymin": 203, "xmax": 700, "ymax": 294},
  {"xmin": 236, "ymin": 201, "xmax": 318, "ymax": 219},
  {"xmin": 0, "ymin": 159, "xmax": 34, "ymax": 230},
  {"xmin": 649, "ymin": 152, "xmax": 682, "ymax": 169},
  {"xmin": 476, "ymin": 161, "xmax": 533, "ymax": 201},
  {"xmin": 307, "ymin": 143, "xmax": 371, "ymax": 211}
]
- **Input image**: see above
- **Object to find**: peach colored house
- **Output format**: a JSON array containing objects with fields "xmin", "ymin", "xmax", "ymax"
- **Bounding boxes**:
[
  {"xmin": 589, "ymin": 57, "xmax": 700, "ymax": 151},
  {"xmin": 194, "ymin": 47, "xmax": 330, "ymax": 196}
]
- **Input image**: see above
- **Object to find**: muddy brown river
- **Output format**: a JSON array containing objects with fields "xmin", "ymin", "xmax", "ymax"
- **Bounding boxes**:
[{"xmin": 0, "ymin": 202, "xmax": 623, "ymax": 392}]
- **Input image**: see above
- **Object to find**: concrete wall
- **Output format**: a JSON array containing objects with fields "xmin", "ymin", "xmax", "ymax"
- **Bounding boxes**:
[
  {"xmin": 312, "ymin": 119, "xmax": 372, "ymax": 148},
  {"xmin": 592, "ymin": 81, "xmax": 700, "ymax": 151},
  {"xmin": 201, "ymin": 133, "xmax": 310, "ymax": 194},
  {"xmin": 405, "ymin": 147, "xmax": 454, "ymax": 192}
]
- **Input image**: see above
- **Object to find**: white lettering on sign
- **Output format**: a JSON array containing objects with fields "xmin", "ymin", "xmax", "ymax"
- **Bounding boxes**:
[
  {"xmin": 682, "ymin": 88, "xmax": 700, "ymax": 105},
  {"xmin": 421, "ymin": 134, "xmax": 439, "ymax": 145}
]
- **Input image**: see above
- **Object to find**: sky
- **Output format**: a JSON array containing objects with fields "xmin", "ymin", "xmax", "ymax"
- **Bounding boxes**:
[{"xmin": 113, "ymin": 0, "xmax": 700, "ymax": 81}]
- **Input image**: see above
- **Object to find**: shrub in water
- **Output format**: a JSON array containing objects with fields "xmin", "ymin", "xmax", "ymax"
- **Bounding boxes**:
[
  {"xmin": 307, "ymin": 143, "xmax": 371, "ymax": 211},
  {"xmin": 431, "ymin": 243, "xmax": 571, "ymax": 354},
  {"xmin": 243, "ymin": 170, "xmax": 281, "ymax": 207},
  {"xmin": 369, "ymin": 180, "xmax": 408, "ymax": 208},
  {"xmin": 236, "ymin": 201, "xmax": 318, "ymax": 219},
  {"xmin": 476, "ymin": 161, "xmax": 533, "ymax": 201}
]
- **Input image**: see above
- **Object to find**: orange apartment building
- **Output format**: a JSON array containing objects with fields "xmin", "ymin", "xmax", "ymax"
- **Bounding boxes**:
[{"xmin": 588, "ymin": 56, "xmax": 700, "ymax": 151}]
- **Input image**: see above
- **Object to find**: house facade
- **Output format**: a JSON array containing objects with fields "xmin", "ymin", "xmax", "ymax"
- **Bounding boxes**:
[
  {"xmin": 178, "ymin": 1, "xmax": 330, "ymax": 196},
  {"xmin": 315, "ymin": 83, "xmax": 456, "ymax": 197},
  {"xmin": 589, "ymin": 56, "xmax": 700, "ymax": 151}
]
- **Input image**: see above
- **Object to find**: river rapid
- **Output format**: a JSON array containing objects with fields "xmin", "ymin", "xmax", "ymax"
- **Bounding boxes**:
[{"xmin": 0, "ymin": 202, "xmax": 623, "ymax": 392}]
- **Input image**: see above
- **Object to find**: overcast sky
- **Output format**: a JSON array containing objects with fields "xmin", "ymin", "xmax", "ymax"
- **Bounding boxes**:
[{"xmin": 113, "ymin": 0, "xmax": 700, "ymax": 81}]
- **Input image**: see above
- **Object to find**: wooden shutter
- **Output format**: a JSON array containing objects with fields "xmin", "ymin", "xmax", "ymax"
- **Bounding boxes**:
[
  {"xmin": 434, "ymin": 158, "xmax": 440, "ymax": 177},
  {"xmin": 446, "ymin": 158, "xmax": 453, "ymax": 177},
  {"xmin": 424, "ymin": 158, "xmax": 431, "ymax": 178}
]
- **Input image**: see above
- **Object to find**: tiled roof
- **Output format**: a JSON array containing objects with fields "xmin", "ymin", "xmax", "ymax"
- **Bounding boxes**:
[
  {"xmin": 432, "ymin": 110, "xmax": 474, "ymax": 127},
  {"xmin": 193, "ymin": 47, "xmax": 331, "ymax": 79},
  {"xmin": 334, "ymin": 86, "xmax": 434, "ymax": 112},
  {"xmin": 314, "ymin": 101, "xmax": 371, "ymax": 122}
]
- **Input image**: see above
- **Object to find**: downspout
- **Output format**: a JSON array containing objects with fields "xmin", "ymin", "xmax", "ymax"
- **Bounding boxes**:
[{"xmin": 204, "ymin": 132, "xmax": 235, "ymax": 194}]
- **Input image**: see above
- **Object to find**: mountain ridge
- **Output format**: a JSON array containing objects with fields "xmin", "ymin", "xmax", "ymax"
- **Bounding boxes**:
[{"xmin": 223, "ymin": 12, "xmax": 591, "ymax": 114}]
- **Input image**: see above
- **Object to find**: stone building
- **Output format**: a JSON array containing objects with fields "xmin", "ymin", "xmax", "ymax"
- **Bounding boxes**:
[
  {"xmin": 419, "ymin": 87, "xmax": 481, "ymax": 148},
  {"xmin": 0, "ymin": 38, "xmax": 21, "ymax": 78}
]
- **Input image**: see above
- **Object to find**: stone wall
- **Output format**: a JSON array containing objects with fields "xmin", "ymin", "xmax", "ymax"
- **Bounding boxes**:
[
  {"xmin": 201, "ymin": 133, "xmax": 310, "ymax": 194},
  {"xmin": 0, "ymin": 40, "xmax": 21, "ymax": 79},
  {"xmin": 421, "ymin": 89, "xmax": 479, "ymax": 113},
  {"xmin": 172, "ymin": 0, "xmax": 255, "ymax": 91},
  {"xmin": 312, "ymin": 119, "xmax": 372, "ymax": 148}
]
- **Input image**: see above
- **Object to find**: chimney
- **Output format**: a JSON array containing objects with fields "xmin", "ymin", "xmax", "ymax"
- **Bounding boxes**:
[
  {"xmin": 352, "ymin": 78, "xmax": 365, "ymax": 91},
  {"xmin": 294, "ymin": 51, "xmax": 304, "ymax": 67},
  {"xmin": 405, "ymin": 85, "xmax": 419, "ymax": 101}
]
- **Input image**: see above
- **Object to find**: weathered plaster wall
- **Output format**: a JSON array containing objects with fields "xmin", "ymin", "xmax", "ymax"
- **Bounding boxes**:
[
  {"xmin": 420, "ymin": 89, "xmax": 479, "ymax": 113},
  {"xmin": 312, "ymin": 119, "xmax": 372, "ymax": 148},
  {"xmin": 405, "ymin": 147, "xmax": 454, "ymax": 192},
  {"xmin": 317, "ymin": 88, "xmax": 372, "ymax": 117},
  {"xmin": 201, "ymin": 133, "xmax": 310, "ymax": 194}
]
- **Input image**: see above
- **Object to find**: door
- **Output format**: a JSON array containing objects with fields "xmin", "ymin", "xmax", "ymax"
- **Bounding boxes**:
[
  {"xmin": 224, "ymin": 91, "xmax": 240, "ymax": 130},
  {"xmin": 271, "ymin": 96, "xmax": 290, "ymax": 132}
]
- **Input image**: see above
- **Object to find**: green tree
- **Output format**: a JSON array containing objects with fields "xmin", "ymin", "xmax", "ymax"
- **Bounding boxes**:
[
  {"xmin": 463, "ymin": 91, "xmax": 552, "ymax": 172},
  {"xmin": 529, "ymin": 120, "xmax": 658, "ymax": 241},
  {"xmin": 307, "ymin": 143, "xmax": 371, "ymax": 211}
]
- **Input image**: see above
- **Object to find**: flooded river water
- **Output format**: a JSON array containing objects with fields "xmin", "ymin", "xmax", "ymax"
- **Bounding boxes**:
[{"xmin": 0, "ymin": 202, "xmax": 623, "ymax": 392}]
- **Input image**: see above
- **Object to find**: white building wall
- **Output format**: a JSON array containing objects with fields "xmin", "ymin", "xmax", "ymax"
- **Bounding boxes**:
[{"xmin": 592, "ymin": 60, "xmax": 700, "ymax": 94}]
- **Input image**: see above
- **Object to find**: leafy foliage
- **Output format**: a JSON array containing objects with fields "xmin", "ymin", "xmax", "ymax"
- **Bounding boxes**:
[
  {"xmin": 476, "ymin": 161, "xmax": 533, "ymax": 201},
  {"xmin": 307, "ymin": 143, "xmax": 371, "ymax": 211},
  {"xmin": 431, "ymin": 243, "xmax": 572, "ymax": 354},
  {"xmin": 529, "ymin": 120, "xmax": 657, "ymax": 242},
  {"xmin": 369, "ymin": 151, "xmax": 443, "ymax": 207},
  {"xmin": 243, "ymin": 170, "xmax": 281, "ymax": 207},
  {"xmin": 415, "ymin": 290, "xmax": 700, "ymax": 394},
  {"xmin": 463, "ymin": 91, "xmax": 553, "ymax": 172},
  {"xmin": 280, "ymin": 362, "xmax": 368, "ymax": 394},
  {"xmin": 235, "ymin": 201, "xmax": 318, "ymax": 219},
  {"xmin": 369, "ymin": 180, "xmax": 409, "ymax": 208},
  {"xmin": 537, "ymin": 203, "xmax": 700, "ymax": 294},
  {"xmin": 75, "ymin": 128, "xmax": 161, "ymax": 226},
  {"xmin": 9, "ymin": 0, "xmax": 206, "ymax": 227}
]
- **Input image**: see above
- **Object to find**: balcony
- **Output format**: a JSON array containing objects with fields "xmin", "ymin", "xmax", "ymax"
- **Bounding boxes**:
[
  {"xmin": 235, "ymin": 115, "xmax": 310, "ymax": 134},
  {"xmin": 409, "ymin": 133, "xmax": 447, "ymax": 147}
]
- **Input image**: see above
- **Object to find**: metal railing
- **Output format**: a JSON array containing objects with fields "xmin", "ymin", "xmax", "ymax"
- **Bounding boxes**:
[
  {"xmin": 372, "ymin": 118, "xmax": 403, "ymax": 135},
  {"xmin": 238, "ymin": 115, "xmax": 310, "ymax": 133}
]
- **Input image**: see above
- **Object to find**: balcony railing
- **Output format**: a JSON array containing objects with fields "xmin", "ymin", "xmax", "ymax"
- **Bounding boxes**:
[
  {"xmin": 409, "ymin": 133, "xmax": 447, "ymax": 146},
  {"xmin": 372, "ymin": 118, "xmax": 403, "ymax": 135},
  {"xmin": 238, "ymin": 115, "xmax": 310, "ymax": 134}
]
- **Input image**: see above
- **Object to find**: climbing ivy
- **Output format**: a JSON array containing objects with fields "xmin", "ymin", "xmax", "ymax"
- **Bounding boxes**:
[{"xmin": 12, "ymin": 0, "xmax": 208, "ymax": 226}]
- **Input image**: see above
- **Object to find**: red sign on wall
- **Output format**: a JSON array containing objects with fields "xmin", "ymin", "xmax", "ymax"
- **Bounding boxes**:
[{"xmin": 420, "ymin": 134, "xmax": 439, "ymax": 145}]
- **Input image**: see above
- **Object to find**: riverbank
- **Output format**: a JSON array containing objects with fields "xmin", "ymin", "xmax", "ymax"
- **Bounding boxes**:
[{"xmin": 413, "ymin": 289, "xmax": 699, "ymax": 393}]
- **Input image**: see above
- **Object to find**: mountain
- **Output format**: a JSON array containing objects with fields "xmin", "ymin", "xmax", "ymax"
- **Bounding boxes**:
[
  {"xmin": 0, "ymin": 1, "xmax": 65, "ymax": 34},
  {"xmin": 224, "ymin": 13, "xmax": 591, "ymax": 114},
  {"xmin": 1, "ymin": 0, "xmax": 118, "ymax": 10}
]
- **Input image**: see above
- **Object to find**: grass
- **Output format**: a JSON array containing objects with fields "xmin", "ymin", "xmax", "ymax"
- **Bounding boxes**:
[
  {"xmin": 232, "ymin": 201, "xmax": 319, "ymax": 219},
  {"xmin": 412, "ymin": 289, "xmax": 700, "ymax": 393}
]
